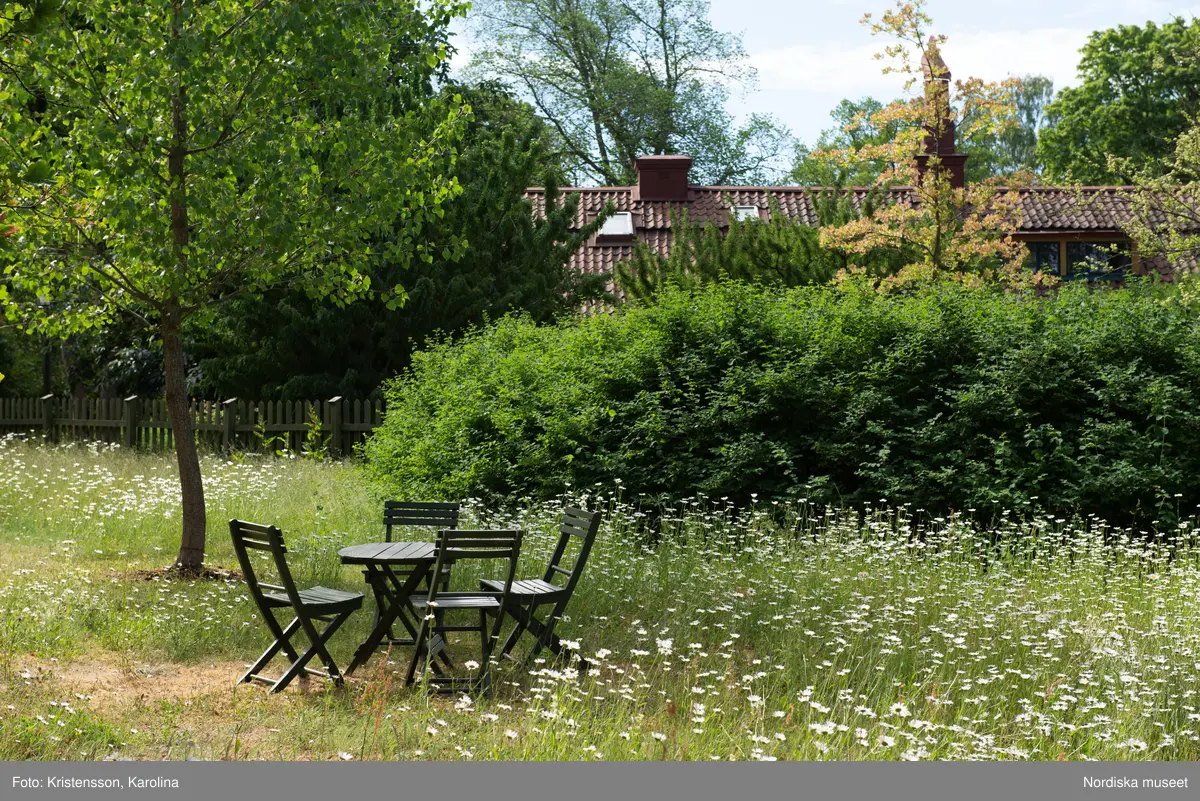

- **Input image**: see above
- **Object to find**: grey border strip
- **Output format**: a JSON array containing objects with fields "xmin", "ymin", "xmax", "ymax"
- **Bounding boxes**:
[{"xmin": 2, "ymin": 762, "xmax": 1199, "ymax": 801}]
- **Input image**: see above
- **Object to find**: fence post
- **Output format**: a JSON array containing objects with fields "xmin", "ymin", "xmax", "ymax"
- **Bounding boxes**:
[
  {"xmin": 122, "ymin": 395, "xmax": 140, "ymax": 449},
  {"xmin": 222, "ymin": 398, "xmax": 238, "ymax": 451},
  {"xmin": 326, "ymin": 396, "xmax": 343, "ymax": 458},
  {"xmin": 40, "ymin": 394, "xmax": 55, "ymax": 444}
]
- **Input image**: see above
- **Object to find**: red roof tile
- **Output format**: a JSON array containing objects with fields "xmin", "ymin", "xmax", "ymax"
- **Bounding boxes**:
[{"xmin": 527, "ymin": 185, "xmax": 1160, "ymax": 277}]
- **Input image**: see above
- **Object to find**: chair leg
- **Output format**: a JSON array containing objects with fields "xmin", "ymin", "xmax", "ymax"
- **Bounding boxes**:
[
  {"xmin": 270, "ymin": 610, "xmax": 354, "ymax": 693},
  {"xmin": 310, "ymin": 610, "xmax": 354, "ymax": 683},
  {"xmin": 499, "ymin": 602, "xmax": 533, "ymax": 657},
  {"xmin": 478, "ymin": 608, "xmax": 491, "ymax": 696},
  {"xmin": 405, "ymin": 615, "xmax": 431, "ymax": 687},
  {"xmin": 522, "ymin": 600, "xmax": 572, "ymax": 668},
  {"xmin": 523, "ymin": 616, "xmax": 552, "ymax": 662},
  {"xmin": 240, "ymin": 616, "xmax": 303, "ymax": 685}
]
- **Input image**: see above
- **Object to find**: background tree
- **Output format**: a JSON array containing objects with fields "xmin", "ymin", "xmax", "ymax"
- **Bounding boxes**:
[
  {"xmin": 615, "ymin": 190, "xmax": 908, "ymax": 301},
  {"xmin": 960, "ymin": 74, "xmax": 1054, "ymax": 180},
  {"xmin": 1037, "ymin": 18, "xmax": 1200, "ymax": 184},
  {"xmin": 0, "ymin": 0, "xmax": 468, "ymax": 572},
  {"xmin": 1122, "ymin": 123, "xmax": 1200, "ymax": 280},
  {"xmin": 0, "ymin": 0, "xmax": 62, "ymax": 390},
  {"xmin": 815, "ymin": 1, "xmax": 1030, "ymax": 289},
  {"xmin": 468, "ymin": 0, "xmax": 793, "ymax": 185},
  {"xmin": 195, "ymin": 81, "xmax": 610, "ymax": 401},
  {"xmin": 789, "ymin": 98, "xmax": 903, "ymax": 186},
  {"xmin": 793, "ymin": 75, "xmax": 1053, "ymax": 187}
]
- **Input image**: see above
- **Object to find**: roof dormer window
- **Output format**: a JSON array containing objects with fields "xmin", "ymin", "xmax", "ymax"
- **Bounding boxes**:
[
  {"xmin": 599, "ymin": 211, "xmax": 635, "ymax": 237},
  {"xmin": 732, "ymin": 205, "xmax": 761, "ymax": 222}
]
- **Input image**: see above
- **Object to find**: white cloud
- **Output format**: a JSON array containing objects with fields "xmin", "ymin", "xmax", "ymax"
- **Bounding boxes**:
[
  {"xmin": 742, "ymin": 25, "xmax": 1101, "ymax": 142},
  {"xmin": 942, "ymin": 27, "xmax": 1091, "ymax": 89},
  {"xmin": 448, "ymin": 16, "xmax": 475, "ymax": 73},
  {"xmin": 750, "ymin": 41, "xmax": 898, "ymax": 97},
  {"xmin": 750, "ymin": 26, "xmax": 1089, "ymax": 100}
]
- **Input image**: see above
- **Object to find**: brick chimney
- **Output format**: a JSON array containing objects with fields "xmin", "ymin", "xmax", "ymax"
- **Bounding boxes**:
[
  {"xmin": 915, "ymin": 38, "xmax": 968, "ymax": 189},
  {"xmin": 634, "ymin": 155, "xmax": 692, "ymax": 201}
]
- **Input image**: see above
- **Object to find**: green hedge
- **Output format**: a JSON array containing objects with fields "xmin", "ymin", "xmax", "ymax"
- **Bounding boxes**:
[{"xmin": 361, "ymin": 279, "xmax": 1200, "ymax": 528}]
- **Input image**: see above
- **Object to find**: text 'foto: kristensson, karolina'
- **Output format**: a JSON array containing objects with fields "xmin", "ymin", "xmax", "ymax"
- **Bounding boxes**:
[
  {"xmin": 12, "ymin": 776, "xmax": 180, "ymax": 789},
  {"xmin": 1084, "ymin": 776, "xmax": 1189, "ymax": 789}
]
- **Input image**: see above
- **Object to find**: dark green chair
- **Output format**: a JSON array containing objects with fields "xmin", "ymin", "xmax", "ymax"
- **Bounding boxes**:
[
  {"xmin": 383, "ymin": 501, "xmax": 461, "ymax": 543},
  {"xmin": 481, "ymin": 507, "xmax": 601, "ymax": 671},
  {"xmin": 405, "ymin": 529, "xmax": 523, "ymax": 697},
  {"xmin": 229, "ymin": 519, "xmax": 363, "ymax": 693},
  {"xmin": 374, "ymin": 501, "xmax": 461, "ymax": 644},
  {"xmin": 384, "ymin": 500, "xmax": 460, "ymax": 592}
]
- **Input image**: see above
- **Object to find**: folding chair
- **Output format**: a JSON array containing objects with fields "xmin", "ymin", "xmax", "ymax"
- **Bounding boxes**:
[
  {"xmin": 481, "ymin": 507, "xmax": 601, "ymax": 672},
  {"xmin": 384, "ymin": 501, "xmax": 461, "ymax": 543},
  {"xmin": 384, "ymin": 500, "xmax": 460, "ymax": 590},
  {"xmin": 229, "ymin": 519, "xmax": 363, "ymax": 693},
  {"xmin": 373, "ymin": 501, "xmax": 460, "ymax": 644},
  {"xmin": 405, "ymin": 529, "xmax": 523, "ymax": 697}
]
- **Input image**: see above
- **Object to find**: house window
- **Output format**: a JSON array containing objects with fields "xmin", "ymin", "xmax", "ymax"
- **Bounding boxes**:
[
  {"xmin": 1026, "ymin": 240, "xmax": 1132, "ymax": 280},
  {"xmin": 1028, "ymin": 242, "xmax": 1059, "ymax": 275},
  {"xmin": 599, "ymin": 211, "xmax": 635, "ymax": 237},
  {"xmin": 732, "ymin": 205, "xmax": 761, "ymax": 222},
  {"xmin": 1065, "ymin": 241, "xmax": 1131, "ymax": 281}
]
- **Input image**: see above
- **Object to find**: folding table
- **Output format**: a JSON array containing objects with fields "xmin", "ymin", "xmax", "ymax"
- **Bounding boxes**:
[{"xmin": 338, "ymin": 541, "xmax": 450, "ymax": 675}]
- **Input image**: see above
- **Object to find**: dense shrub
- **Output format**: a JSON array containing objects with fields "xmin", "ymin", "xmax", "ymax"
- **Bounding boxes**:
[{"xmin": 361, "ymin": 279, "xmax": 1200, "ymax": 528}]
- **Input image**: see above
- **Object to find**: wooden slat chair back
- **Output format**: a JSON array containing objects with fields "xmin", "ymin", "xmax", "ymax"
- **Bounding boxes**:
[
  {"xmin": 542, "ymin": 507, "xmax": 602, "ymax": 596},
  {"xmin": 373, "ymin": 501, "xmax": 461, "ymax": 638},
  {"xmin": 229, "ymin": 519, "xmax": 363, "ymax": 693},
  {"xmin": 383, "ymin": 501, "xmax": 460, "ymax": 542},
  {"xmin": 483, "ymin": 507, "xmax": 602, "ymax": 671},
  {"xmin": 405, "ymin": 529, "xmax": 523, "ymax": 697}
]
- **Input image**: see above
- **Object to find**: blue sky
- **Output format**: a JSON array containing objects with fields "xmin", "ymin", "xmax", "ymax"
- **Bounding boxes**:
[
  {"xmin": 454, "ymin": 0, "xmax": 1200, "ymax": 148},
  {"xmin": 710, "ymin": 0, "xmax": 1200, "ymax": 144}
]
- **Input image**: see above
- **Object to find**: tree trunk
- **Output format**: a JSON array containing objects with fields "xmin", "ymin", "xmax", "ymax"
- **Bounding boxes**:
[
  {"xmin": 162, "ymin": 306, "xmax": 206, "ymax": 572},
  {"xmin": 166, "ymin": 3, "xmax": 203, "ymax": 572}
]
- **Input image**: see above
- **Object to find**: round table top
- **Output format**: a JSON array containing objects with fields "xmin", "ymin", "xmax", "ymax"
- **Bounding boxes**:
[{"xmin": 338, "ymin": 541, "xmax": 436, "ymax": 565}]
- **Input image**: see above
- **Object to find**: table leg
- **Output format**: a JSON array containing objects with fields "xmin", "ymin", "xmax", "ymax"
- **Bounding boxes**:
[
  {"xmin": 346, "ymin": 565, "xmax": 402, "ymax": 675},
  {"xmin": 346, "ymin": 561, "xmax": 452, "ymax": 676}
]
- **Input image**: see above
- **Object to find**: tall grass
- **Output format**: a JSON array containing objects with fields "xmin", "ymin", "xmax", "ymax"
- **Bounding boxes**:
[{"xmin": 1, "ymin": 434, "xmax": 1199, "ymax": 761}]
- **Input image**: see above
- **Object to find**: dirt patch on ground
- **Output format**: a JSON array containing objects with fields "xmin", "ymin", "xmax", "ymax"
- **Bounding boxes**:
[
  {"xmin": 119, "ymin": 565, "xmax": 242, "ymax": 582},
  {"xmin": 49, "ymin": 659, "xmax": 244, "ymax": 714},
  {"xmin": 17, "ymin": 654, "xmax": 333, "ymax": 716}
]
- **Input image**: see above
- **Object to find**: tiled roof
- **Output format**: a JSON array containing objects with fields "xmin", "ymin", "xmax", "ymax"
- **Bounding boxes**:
[
  {"xmin": 525, "ymin": 185, "xmax": 1149, "ymax": 277},
  {"xmin": 997, "ymin": 186, "xmax": 1137, "ymax": 233}
]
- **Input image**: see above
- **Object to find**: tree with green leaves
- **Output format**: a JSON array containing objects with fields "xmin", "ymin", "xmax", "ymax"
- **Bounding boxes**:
[
  {"xmin": 403, "ymin": 127, "xmax": 612, "ymax": 330},
  {"xmin": 195, "ymin": 82, "xmax": 610, "ymax": 401},
  {"xmin": 789, "ymin": 98, "xmax": 903, "ymax": 186},
  {"xmin": 614, "ymin": 191, "xmax": 905, "ymax": 301},
  {"xmin": 468, "ymin": 0, "xmax": 793, "ymax": 185},
  {"xmin": 440, "ymin": 80, "xmax": 569, "ymax": 186},
  {"xmin": 0, "ymin": 0, "xmax": 468, "ymax": 572},
  {"xmin": 794, "ymin": 75, "xmax": 1053, "ymax": 187},
  {"xmin": 960, "ymin": 74, "xmax": 1054, "ymax": 180},
  {"xmin": 1122, "ymin": 123, "xmax": 1200, "ymax": 283},
  {"xmin": 1038, "ymin": 18, "xmax": 1200, "ymax": 184}
]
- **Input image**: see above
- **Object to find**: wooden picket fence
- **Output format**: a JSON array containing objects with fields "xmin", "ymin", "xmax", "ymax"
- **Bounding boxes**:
[{"xmin": 0, "ymin": 395, "xmax": 384, "ymax": 456}]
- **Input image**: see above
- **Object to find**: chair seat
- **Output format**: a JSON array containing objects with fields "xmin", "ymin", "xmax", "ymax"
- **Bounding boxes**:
[
  {"xmin": 481, "ymin": 578, "xmax": 565, "ymax": 597},
  {"xmin": 410, "ymin": 595, "xmax": 501, "ymax": 610},
  {"xmin": 264, "ymin": 586, "xmax": 364, "ymax": 611}
]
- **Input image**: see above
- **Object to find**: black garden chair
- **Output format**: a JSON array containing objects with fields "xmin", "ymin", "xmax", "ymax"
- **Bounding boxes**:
[
  {"xmin": 229, "ymin": 519, "xmax": 363, "ymax": 693},
  {"xmin": 481, "ymin": 507, "xmax": 601, "ymax": 671},
  {"xmin": 405, "ymin": 529, "xmax": 523, "ymax": 697},
  {"xmin": 373, "ymin": 501, "xmax": 461, "ymax": 640},
  {"xmin": 383, "ymin": 501, "xmax": 461, "ymax": 544}
]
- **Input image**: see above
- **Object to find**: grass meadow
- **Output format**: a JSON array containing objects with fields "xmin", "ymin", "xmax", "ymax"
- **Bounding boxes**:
[{"xmin": 2, "ymin": 433, "xmax": 1200, "ymax": 761}]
